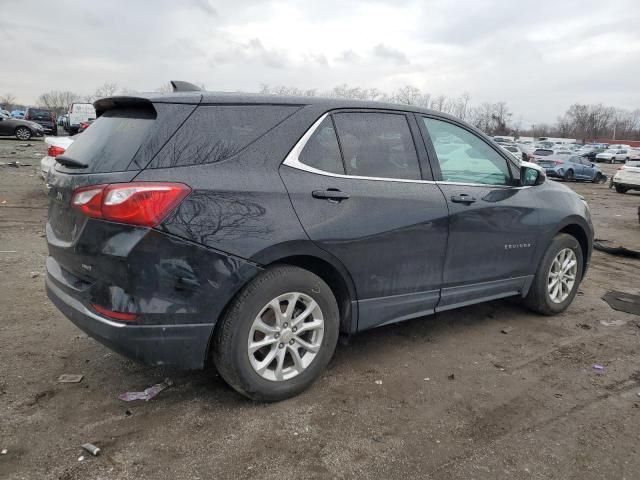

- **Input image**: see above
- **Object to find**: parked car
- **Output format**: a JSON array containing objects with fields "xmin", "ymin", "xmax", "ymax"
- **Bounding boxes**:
[
  {"xmin": 611, "ymin": 158, "xmax": 640, "ymax": 193},
  {"xmin": 77, "ymin": 119, "xmax": 94, "ymax": 133},
  {"xmin": 65, "ymin": 103, "xmax": 96, "ymax": 134},
  {"xmin": 24, "ymin": 107, "xmax": 57, "ymax": 135},
  {"xmin": 0, "ymin": 113, "xmax": 44, "ymax": 139},
  {"xmin": 57, "ymin": 114, "xmax": 68, "ymax": 127},
  {"xmin": 0, "ymin": 109, "xmax": 10, "ymax": 117},
  {"xmin": 531, "ymin": 148, "xmax": 571, "ymax": 163},
  {"xmin": 580, "ymin": 145, "xmax": 607, "ymax": 161},
  {"xmin": 501, "ymin": 144, "xmax": 526, "ymax": 161},
  {"xmin": 596, "ymin": 148, "xmax": 632, "ymax": 164},
  {"xmin": 537, "ymin": 155, "xmax": 605, "ymax": 182},
  {"xmin": 45, "ymin": 89, "xmax": 593, "ymax": 401},
  {"xmin": 40, "ymin": 136, "xmax": 75, "ymax": 180},
  {"xmin": 10, "ymin": 110, "xmax": 25, "ymax": 119}
]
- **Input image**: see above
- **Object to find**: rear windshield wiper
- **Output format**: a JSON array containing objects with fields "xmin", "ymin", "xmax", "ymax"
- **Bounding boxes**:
[{"xmin": 56, "ymin": 155, "xmax": 88, "ymax": 168}]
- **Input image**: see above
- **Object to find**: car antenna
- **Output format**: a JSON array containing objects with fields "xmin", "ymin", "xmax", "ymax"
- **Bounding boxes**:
[{"xmin": 170, "ymin": 81, "xmax": 202, "ymax": 92}]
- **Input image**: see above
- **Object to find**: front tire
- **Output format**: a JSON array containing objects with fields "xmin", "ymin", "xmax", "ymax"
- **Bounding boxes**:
[
  {"xmin": 592, "ymin": 172, "xmax": 603, "ymax": 183},
  {"xmin": 610, "ymin": 157, "xmax": 616, "ymax": 164},
  {"xmin": 524, "ymin": 233, "xmax": 583, "ymax": 315},
  {"xmin": 15, "ymin": 127, "xmax": 32, "ymax": 140},
  {"xmin": 615, "ymin": 185, "xmax": 627, "ymax": 194},
  {"xmin": 212, "ymin": 265, "xmax": 340, "ymax": 402}
]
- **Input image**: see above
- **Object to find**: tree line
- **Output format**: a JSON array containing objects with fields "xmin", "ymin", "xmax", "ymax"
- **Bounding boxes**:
[{"xmin": 1, "ymin": 82, "xmax": 638, "ymax": 140}]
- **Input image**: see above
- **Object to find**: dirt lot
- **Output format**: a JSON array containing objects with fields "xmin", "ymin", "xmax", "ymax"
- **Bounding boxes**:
[{"xmin": 1, "ymin": 138, "xmax": 639, "ymax": 480}]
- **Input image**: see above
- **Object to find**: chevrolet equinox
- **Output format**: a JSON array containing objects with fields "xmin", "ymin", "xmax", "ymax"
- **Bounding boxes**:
[{"xmin": 46, "ymin": 83, "xmax": 593, "ymax": 401}]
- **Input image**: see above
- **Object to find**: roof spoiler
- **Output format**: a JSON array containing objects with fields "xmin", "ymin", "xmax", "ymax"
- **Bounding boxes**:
[{"xmin": 170, "ymin": 80, "xmax": 202, "ymax": 92}]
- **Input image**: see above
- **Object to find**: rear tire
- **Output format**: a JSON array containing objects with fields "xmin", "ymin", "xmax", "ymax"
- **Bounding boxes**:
[
  {"xmin": 564, "ymin": 169, "xmax": 574, "ymax": 181},
  {"xmin": 592, "ymin": 172, "xmax": 603, "ymax": 183},
  {"xmin": 610, "ymin": 157, "xmax": 616, "ymax": 164},
  {"xmin": 524, "ymin": 233, "xmax": 583, "ymax": 315},
  {"xmin": 212, "ymin": 265, "xmax": 340, "ymax": 402},
  {"xmin": 615, "ymin": 185, "xmax": 627, "ymax": 194},
  {"xmin": 14, "ymin": 127, "xmax": 31, "ymax": 140}
]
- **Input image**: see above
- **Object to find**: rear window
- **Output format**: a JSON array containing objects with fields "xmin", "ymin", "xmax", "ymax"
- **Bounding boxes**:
[
  {"xmin": 533, "ymin": 149, "xmax": 553, "ymax": 156},
  {"xmin": 28, "ymin": 108, "xmax": 52, "ymax": 119},
  {"xmin": 61, "ymin": 108, "xmax": 155, "ymax": 172},
  {"xmin": 149, "ymin": 105, "xmax": 299, "ymax": 168}
]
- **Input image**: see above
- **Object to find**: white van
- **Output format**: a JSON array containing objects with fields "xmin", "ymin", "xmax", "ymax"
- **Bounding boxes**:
[{"xmin": 66, "ymin": 103, "xmax": 96, "ymax": 134}]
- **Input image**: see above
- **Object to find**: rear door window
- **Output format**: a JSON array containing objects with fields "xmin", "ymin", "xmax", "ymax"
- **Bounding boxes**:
[
  {"xmin": 149, "ymin": 105, "xmax": 299, "ymax": 168},
  {"xmin": 298, "ymin": 117, "xmax": 345, "ymax": 174},
  {"xmin": 332, "ymin": 112, "xmax": 421, "ymax": 180}
]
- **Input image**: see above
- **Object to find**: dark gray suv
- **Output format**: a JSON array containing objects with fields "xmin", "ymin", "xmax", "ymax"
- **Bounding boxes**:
[{"xmin": 45, "ymin": 85, "xmax": 593, "ymax": 401}]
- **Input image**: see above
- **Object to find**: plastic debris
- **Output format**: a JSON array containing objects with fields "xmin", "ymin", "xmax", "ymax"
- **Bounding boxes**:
[
  {"xmin": 58, "ymin": 374, "xmax": 83, "ymax": 383},
  {"xmin": 1, "ymin": 449, "xmax": 7, "ymax": 455},
  {"xmin": 78, "ymin": 456, "xmax": 84, "ymax": 462},
  {"xmin": 448, "ymin": 373, "xmax": 455, "ymax": 381},
  {"xmin": 81, "ymin": 443, "xmax": 100, "ymax": 456},
  {"xmin": 374, "ymin": 380, "xmax": 383, "ymax": 385},
  {"xmin": 593, "ymin": 364, "xmax": 605, "ymax": 371},
  {"xmin": 118, "ymin": 378, "xmax": 173, "ymax": 402},
  {"xmin": 500, "ymin": 326, "xmax": 514, "ymax": 334},
  {"xmin": 30, "ymin": 272, "xmax": 40, "ymax": 278}
]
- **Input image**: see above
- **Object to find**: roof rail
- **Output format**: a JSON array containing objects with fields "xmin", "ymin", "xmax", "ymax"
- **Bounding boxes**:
[{"xmin": 170, "ymin": 81, "xmax": 202, "ymax": 92}]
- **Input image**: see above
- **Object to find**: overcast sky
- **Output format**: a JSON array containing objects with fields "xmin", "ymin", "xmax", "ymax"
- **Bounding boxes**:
[{"xmin": 1, "ymin": 0, "xmax": 639, "ymax": 125}]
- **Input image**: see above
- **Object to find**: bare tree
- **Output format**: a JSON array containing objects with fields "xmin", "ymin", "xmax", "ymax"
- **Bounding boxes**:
[
  {"xmin": 37, "ymin": 91, "xmax": 82, "ymax": 115},
  {"xmin": 0, "ymin": 93, "xmax": 17, "ymax": 111},
  {"xmin": 93, "ymin": 82, "xmax": 119, "ymax": 99}
]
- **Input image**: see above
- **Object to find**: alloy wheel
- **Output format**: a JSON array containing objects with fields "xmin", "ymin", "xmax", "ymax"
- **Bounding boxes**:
[
  {"xmin": 15, "ymin": 127, "xmax": 31, "ymax": 140},
  {"xmin": 248, "ymin": 292, "xmax": 324, "ymax": 381},
  {"xmin": 547, "ymin": 248, "xmax": 577, "ymax": 303}
]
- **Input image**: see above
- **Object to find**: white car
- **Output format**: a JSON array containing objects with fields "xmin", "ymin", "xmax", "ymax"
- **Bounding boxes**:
[
  {"xmin": 596, "ymin": 148, "xmax": 632, "ymax": 164},
  {"xmin": 612, "ymin": 158, "xmax": 640, "ymax": 193},
  {"xmin": 40, "ymin": 136, "xmax": 74, "ymax": 180},
  {"xmin": 501, "ymin": 144, "xmax": 524, "ymax": 162}
]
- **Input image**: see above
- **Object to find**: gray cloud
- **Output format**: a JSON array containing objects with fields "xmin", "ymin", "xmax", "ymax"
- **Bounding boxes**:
[{"xmin": 373, "ymin": 44, "xmax": 410, "ymax": 65}]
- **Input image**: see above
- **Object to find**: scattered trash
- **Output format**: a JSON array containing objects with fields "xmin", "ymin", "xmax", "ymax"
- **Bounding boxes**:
[
  {"xmin": 125, "ymin": 409, "xmax": 132, "ymax": 416},
  {"xmin": 118, "ymin": 378, "xmax": 173, "ymax": 401},
  {"xmin": 0, "ymin": 160, "xmax": 31, "ymax": 167},
  {"xmin": 602, "ymin": 291, "xmax": 640, "ymax": 316},
  {"xmin": 293, "ymin": 432, "xmax": 299, "ymax": 436},
  {"xmin": 374, "ymin": 380, "xmax": 383, "ymax": 385},
  {"xmin": 594, "ymin": 241, "xmax": 640, "ymax": 259},
  {"xmin": 1, "ymin": 449, "xmax": 7, "ymax": 455},
  {"xmin": 553, "ymin": 393, "xmax": 563, "ymax": 398},
  {"xmin": 592, "ymin": 364, "xmax": 605, "ymax": 372},
  {"xmin": 81, "ymin": 443, "xmax": 100, "ymax": 456},
  {"xmin": 18, "ymin": 143, "xmax": 33, "ymax": 147},
  {"xmin": 30, "ymin": 272, "xmax": 40, "ymax": 278},
  {"xmin": 576, "ymin": 323, "xmax": 592, "ymax": 330},
  {"xmin": 77, "ymin": 456, "xmax": 84, "ymax": 462},
  {"xmin": 447, "ymin": 373, "xmax": 455, "ymax": 381},
  {"xmin": 1, "ymin": 200, "xmax": 5, "ymax": 204},
  {"xmin": 58, "ymin": 374, "xmax": 83, "ymax": 383},
  {"xmin": 493, "ymin": 362, "xmax": 505, "ymax": 371},
  {"xmin": 424, "ymin": 377, "xmax": 430, "ymax": 381},
  {"xmin": 500, "ymin": 326, "xmax": 513, "ymax": 334}
]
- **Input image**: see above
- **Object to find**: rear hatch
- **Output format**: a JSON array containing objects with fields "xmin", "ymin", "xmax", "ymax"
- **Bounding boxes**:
[{"xmin": 47, "ymin": 96, "xmax": 199, "ymax": 280}]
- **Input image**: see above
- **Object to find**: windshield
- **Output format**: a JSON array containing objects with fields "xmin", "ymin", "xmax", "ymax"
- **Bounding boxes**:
[
  {"xmin": 534, "ymin": 149, "xmax": 553, "ymax": 156},
  {"xmin": 28, "ymin": 109, "xmax": 52, "ymax": 119}
]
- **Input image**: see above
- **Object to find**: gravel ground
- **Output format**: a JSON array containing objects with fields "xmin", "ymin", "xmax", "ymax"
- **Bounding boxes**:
[{"xmin": 0, "ymin": 138, "xmax": 639, "ymax": 480}]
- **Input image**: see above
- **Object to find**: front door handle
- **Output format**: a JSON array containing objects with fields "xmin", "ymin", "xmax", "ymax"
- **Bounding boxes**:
[
  {"xmin": 312, "ymin": 189, "xmax": 350, "ymax": 201},
  {"xmin": 450, "ymin": 194, "xmax": 476, "ymax": 204}
]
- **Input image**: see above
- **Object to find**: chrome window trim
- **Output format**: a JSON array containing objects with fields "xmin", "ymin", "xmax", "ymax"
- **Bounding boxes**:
[{"xmin": 282, "ymin": 112, "xmax": 529, "ymax": 190}]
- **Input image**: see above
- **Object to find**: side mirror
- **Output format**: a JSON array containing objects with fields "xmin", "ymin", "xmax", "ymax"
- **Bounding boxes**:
[{"xmin": 521, "ymin": 165, "xmax": 545, "ymax": 186}]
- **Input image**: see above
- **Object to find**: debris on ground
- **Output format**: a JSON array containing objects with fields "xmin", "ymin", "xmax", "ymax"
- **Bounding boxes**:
[
  {"xmin": 58, "ymin": 374, "xmax": 83, "ymax": 383},
  {"xmin": 374, "ymin": 380, "xmax": 383, "ymax": 385},
  {"xmin": 500, "ymin": 326, "xmax": 514, "ymax": 334},
  {"xmin": 493, "ymin": 362, "xmax": 506, "ymax": 370},
  {"xmin": 0, "ymin": 161, "xmax": 31, "ymax": 167},
  {"xmin": 1, "ymin": 449, "xmax": 7, "ymax": 455},
  {"xmin": 593, "ymin": 364, "xmax": 605, "ymax": 372},
  {"xmin": 81, "ymin": 443, "xmax": 100, "ymax": 456},
  {"xmin": 602, "ymin": 291, "xmax": 640, "ymax": 316},
  {"xmin": 118, "ymin": 378, "xmax": 174, "ymax": 402},
  {"xmin": 594, "ymin": 240, "xmax": 640, "ymax": 259},
  {"xmin": 576, "ymin": 323, "xmax": 592, "ymax": 330},
  {"xmin": 77, "ymin": 456, "xmax": 84, "ymax": 462},
  {"xmin": 30, "ymin": 272, "xmax": 40, "ymax": 278},
  {"xmin": 447, "ymin": 373, "xmax": 455, "ymax": 381}
]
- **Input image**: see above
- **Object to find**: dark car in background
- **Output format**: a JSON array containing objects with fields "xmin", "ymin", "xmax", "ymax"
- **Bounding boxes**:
[
  {"xmin": 0, "ymin": 111, "xmax": 44, "ymax": 139},
  {"xmin": 24, "ymin": 107, "xmax": 57, "ymax": 135},
  {"xmin": 45, "ymin": 86, "xmax": 593, "ymax": 401}
]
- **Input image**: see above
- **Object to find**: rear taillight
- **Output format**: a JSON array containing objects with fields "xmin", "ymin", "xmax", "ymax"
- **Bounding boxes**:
[
  {"xmin": 554, "ymin": 160, "xmax": 564, "ymax": 165},
  {"xmin": 71, "ymin": 182, "xmax": 191, "ymax": 227},
  {"xmin": 47, "ymin": 145, "xmax": 66, "ymax": 157},
  {"xmin": 91, "ymin": 304, "xmax": 138, "ymax": 322}
]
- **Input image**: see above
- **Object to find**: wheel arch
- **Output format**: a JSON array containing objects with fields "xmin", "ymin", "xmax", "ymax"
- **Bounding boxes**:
[
  {"xmin": 556, "ymin": 221, "xmax": 591, "ymax": 278},
  {"xmin": 251, "ymin": 241, "xmax": 358, "ymax": 334}
]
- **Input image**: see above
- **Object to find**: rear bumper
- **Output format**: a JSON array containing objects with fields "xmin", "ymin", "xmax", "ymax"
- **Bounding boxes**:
[{"xmin": 47, "ymin": 276, "xmax": 214, "ymax": 369}]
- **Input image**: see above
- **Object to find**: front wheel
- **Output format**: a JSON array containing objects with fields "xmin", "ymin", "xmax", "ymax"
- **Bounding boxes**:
[
  {"xmin": 212, "ymin": 265, "xmax": 340, "ymax": 401},
  {"xmin": 592, "ymin": 172, "xmax": 603, "ymax": 183},
  {"xmin": 14, "ymin": 127, "xmax": 32, "ymax": 140},
  {"xmin": 524, "ymin": 233, "xmax": 583, "ymax": 315},
  {"xmin": 615, "ymin": 185, "xmax": 627, "ymax": 194},
  {"xmin": 610, "ymin": 157, "xmax": 616, "ymax": 164}
]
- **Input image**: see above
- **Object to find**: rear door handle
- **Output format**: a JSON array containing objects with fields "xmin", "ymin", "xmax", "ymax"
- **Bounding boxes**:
[
  {"xmin": 450, "ymin": 194, "xmax": 476, "ymax": 204},
  {"xmin": 312, "ymin": 189, "xmax": 350, "ymax": 201}
]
